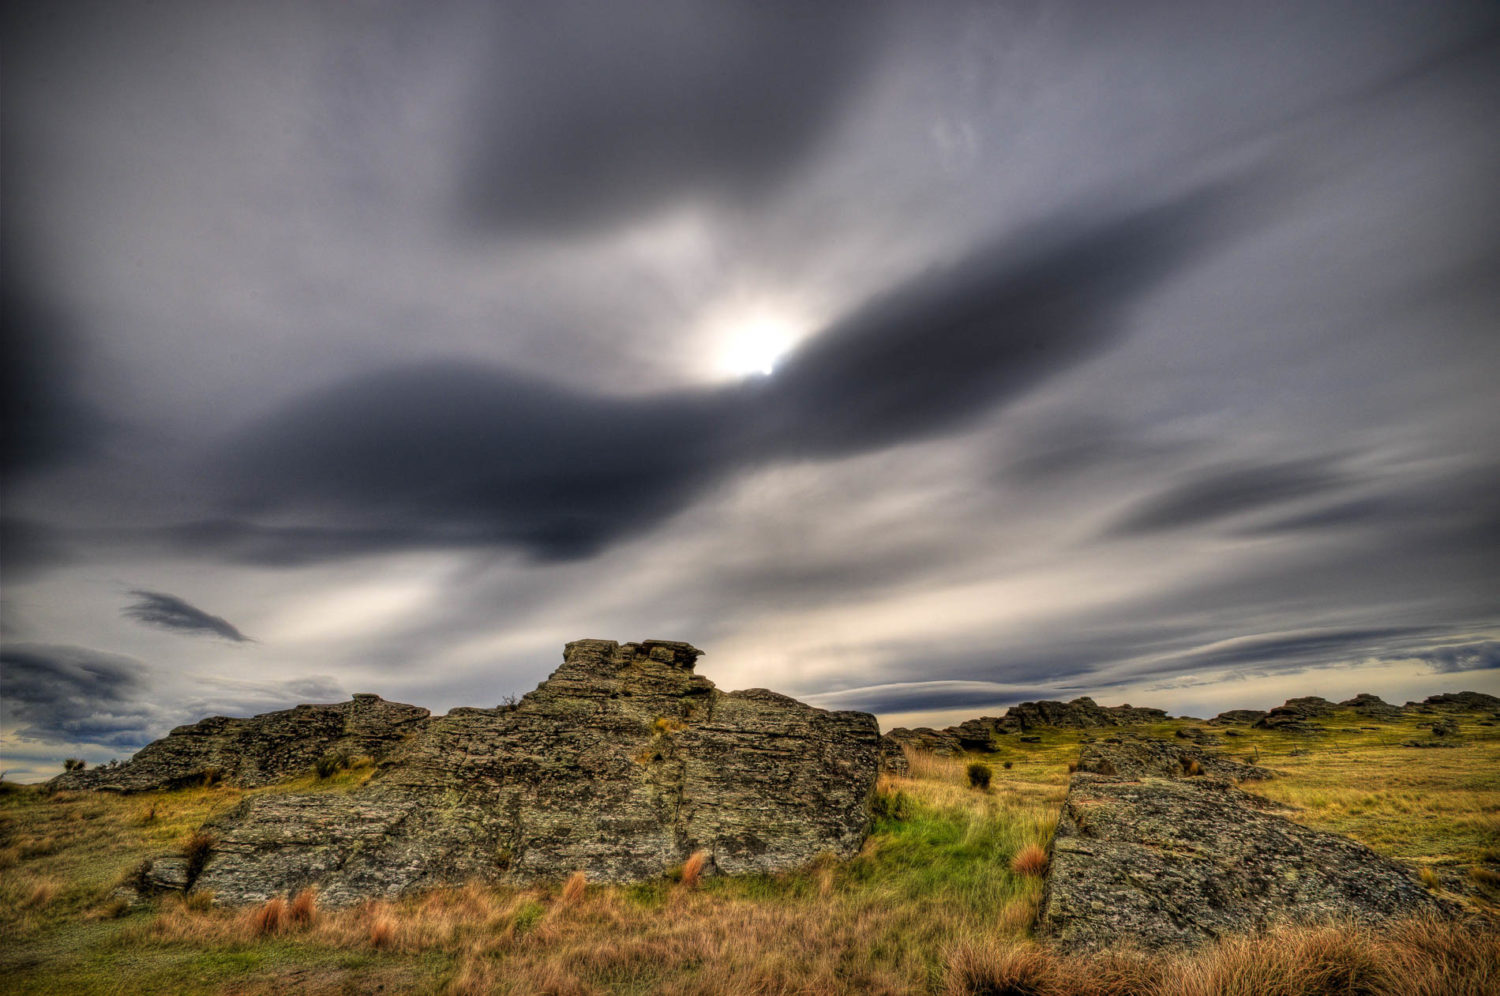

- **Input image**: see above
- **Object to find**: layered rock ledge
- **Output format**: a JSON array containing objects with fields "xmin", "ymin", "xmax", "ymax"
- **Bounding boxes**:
[
  {"xmin": 50, "ymin": 694, "xmax": 430, "ymax": 792},
  {"xmin": 1038, "ymin": 738, "xmax": 1453, "ymax": 951},
  {"xmin": 150, "ymin": 639, "xmax": 881, "ymax": 905}
]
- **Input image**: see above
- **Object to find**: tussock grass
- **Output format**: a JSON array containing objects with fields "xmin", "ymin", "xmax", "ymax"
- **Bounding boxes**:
[{"xmin": 1, "ymin": 704, "xmax": 1496, "ymax": 993}]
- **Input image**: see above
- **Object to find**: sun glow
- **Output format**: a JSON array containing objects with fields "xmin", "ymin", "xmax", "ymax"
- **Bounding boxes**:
[{"xmin": 716, "ymin": 315, "xmax": 800, "ymax": 378}]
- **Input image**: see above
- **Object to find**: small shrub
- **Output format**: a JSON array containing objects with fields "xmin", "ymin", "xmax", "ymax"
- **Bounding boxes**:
[
  {"xmin": 1011, "ymin": 843, "xmax": 1048, "ymax": 877},
  {"xmin": 62, "ymin": 758, "xmax": 86, "ymax": 772},
  {"xmin": 1067, "ymin": 761, "xmax": 1078, "ymax": 774},
  {"xmin": 870, "ymin": 787, "xmax": 913, "ymax": 821},
  {"xmin": 252, "ymin": 896, "xmax": 286, "ymax": 935},
  {"xmin": 289, "ymin": 887, "xmax": 318, "ymax": 925},
  {"xmin": 560, "ymin": 870, "xmax": 587, "ymax": 905},
  {"xmin": 182, "ymin": 831, "xmax": 215, "ymax": 882},
  {"xmin": 679, "ymin": 850, "xmax": 708, "ymax": 889},
  {"xmin": 966, "ymin": 762, "xmax": 992, "ymax": 790},
  {"xmin": 495, "ymin": 845, "xmax": 513, "ymax": 870},
  {"xmin": 1185, "ymin": 759, "xmax": 1203, "ymax": 777},
  {"xmin": 1002, "ymin": 760, "xmax": 1013, "ymax": 770}
]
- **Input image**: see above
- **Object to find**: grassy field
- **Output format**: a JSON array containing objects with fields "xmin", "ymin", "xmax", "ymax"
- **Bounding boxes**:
[{"xmin": 1, "ymin": 707, "xmax": 1496, "ymax": 994}]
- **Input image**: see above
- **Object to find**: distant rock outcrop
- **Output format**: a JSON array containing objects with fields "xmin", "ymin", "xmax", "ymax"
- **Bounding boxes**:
[
  {"xmin": 50, "ymin": 694, "xmax": 430, "ymax": 792},
  {"xmin": 1207, "ymin": 708, "xmax": 1266, "ymax": 726},
  {"xmin": 1254, "ymin": 695, "xmax": 1337, "ymax": 733},
  {"xmin": 1039, "ymin": 740, "xmax": 1454, "ymax": 951},
  {"xmin": 885, "ymin": 697, "xmax": 1167, "ymax": 755},
  {"xmin": 1339, "ymin": 693, "xmax": 1401, "ymax": 718},
  {"xmin": 1417, "ymin": 691, "xmax": 1500, "ymax": 712},
  {"xmin": 145, "ymin": 640, "xmax": 881, "ymax": 906}
]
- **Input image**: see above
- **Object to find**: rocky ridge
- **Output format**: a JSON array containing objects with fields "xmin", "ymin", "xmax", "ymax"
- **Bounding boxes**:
[{"xmin": 136, "ymin": 640, "xmax": 882, "ymax": 906}]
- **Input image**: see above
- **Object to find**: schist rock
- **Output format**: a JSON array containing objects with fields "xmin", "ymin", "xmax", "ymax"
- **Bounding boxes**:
[
  {"xmin": 1038, "ymin": 739, "xmax": 1453, "ymax": 951},
  {"xmin": 158, "ymin": 640, "xmax": 881, "ymax": 906},
  {"xmin": 49, "ymin": 694, "xmax": 430, "ymax": 793}
]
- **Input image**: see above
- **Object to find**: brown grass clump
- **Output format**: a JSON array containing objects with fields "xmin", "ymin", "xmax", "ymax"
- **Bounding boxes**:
[
  {"xmin": 24, "ymin": 878, "xmax": 59, "ymax": 909},
  {"xmin": 250, "ymin": 896, "xmax": 286, "ymax": 936},
  {"xmin": 679, "ymin": 850, "xmax": 707, "ymax": 890},
  {"xmin": 289, "ymin": 887, "xmax": 318, "ymax": 926},
  {"xmin": 368, "ymin": 911, "xmax": 398, "ymax": 949},
  {"xmin": 559, "ymin": 870, "xmax": 587, "ymax": 906},
  {"xmin": 1419, "ymin": 866, "xmax": 1442, "ymax": 888},
  {"xmin": 1011, "ymin": 843, "xmax": 1048, "ymax": 877}
]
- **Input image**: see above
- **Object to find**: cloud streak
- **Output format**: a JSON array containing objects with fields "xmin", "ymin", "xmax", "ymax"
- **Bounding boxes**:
[{"xmin": 122, "ymin": 590, "xmax": 252, "ymax": 642}]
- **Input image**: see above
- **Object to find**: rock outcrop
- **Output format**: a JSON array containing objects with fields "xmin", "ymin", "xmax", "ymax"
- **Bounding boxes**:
[
  {"xmin": 1003, "ymin": 697, "xmax": 1168, "ymax": 730},
  {"xmin": 885, "ymin": 697, "xmax": 1168, "ymax": 755},
  {"xmin": 1253, "ymin": 695, "xmax": 1338, "ymax": 733},
  {"xmin": 155, "ymin": 640, "xmax": 881, "ymax": 906},
  {"xmin": 1417, "ymin": 691, "xmax": 1500, "ymax": 712},
  {"xmin": 1038, "ymin": 740, "xmax": 1453, "ymax": 952},
  {"xmin": 50, "ymin": 694, "xmax": 430, "ymax": 792},
  {"xmin": 1339, "ymin": 693, "xmax": 1401, "ymax": 718},
  {"xmin": 1207, "ymin": 709, "xmax": 1266, "ymax": 726}
]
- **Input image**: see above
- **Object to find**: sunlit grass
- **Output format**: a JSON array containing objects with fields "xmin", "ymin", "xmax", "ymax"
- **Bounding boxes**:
[{"xmin": 1, "ymin": 706, "xmax": 1496, "ymax": 993}]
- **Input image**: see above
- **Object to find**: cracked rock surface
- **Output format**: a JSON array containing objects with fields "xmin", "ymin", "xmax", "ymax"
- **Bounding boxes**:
[
  {"xmin": 182, "ymin": 640, "xmax": 880, "ymax": 905},
  {"xmin": 1038, "ymin": 742, "xmax": 1454, "ymax": 951}
]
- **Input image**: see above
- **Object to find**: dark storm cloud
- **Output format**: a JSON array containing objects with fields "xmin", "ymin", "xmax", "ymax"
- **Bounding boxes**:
[
  {"xmin": 0, "ymin": 642, "xmax": 345, "ymax": 755},
  {"xmin": 0, "ymin": 644, "xmax": 157, "ymax": 749},
  {"xmin": 463, "ymin": 0, "xmax": 886, "ymax": 233},
  {"xmin": 1399, "ymin": 640, "xmax": 1500, "ymax": 673},
  {"xmin": 810, "ymin": 681, "xmax": 1066, "ymax": 716},
  {"xmin": 1107, "ymin": 456, "xmax": 1350, "ymax": 537},
  {"xmin": 208, "ymin": 185, "xmax": 1246, "ymax": 563},
  {"xmin": 122, "ymin": 590, "xmax": 251, "ymax": 642}
]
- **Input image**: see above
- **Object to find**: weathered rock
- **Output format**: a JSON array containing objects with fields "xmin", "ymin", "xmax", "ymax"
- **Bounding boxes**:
[
  {"xmin": 1253, "ymin": 697, "xmax": 1336, "ymax": 734},
  {"xmin": 1077, "ymin": 737, "xmax": 1273, "ymax": 782},
  {"xmin": 884, "ymin": 727, "xmax": 963, "ymax": 756},
  {"xmin": 877, "ymin": 735, "xmax": 911, "ymax": 775},
  {"xmin": 1338, "ymin": 693, "xmax": 1401, "ymax": 718},
  {"xmin": 1002, "ymin": 697, "xmax": 1168, "ymax": 731},
  {"xmin": 1039, "ymin": 742, "xmax": 1454, "ymax": 951},
  {"xmin": 186, "ymin": 640, "xmax": 881, "ymax": 906},
  {"xmin": 1174, "ymin": 726, "xmax": 1223, "ymax": 746},
  {"xmin": 50, "ymin": 694, "xmax": 430, "ymax": 793},
  {"xmin": 1417, "ymin": 691, "xmax": 1500, "ymax": 712},
  {"xmin": 1208, "ymin": 709, "xmax": 1266, "ymax": 726},
  {"xmin": 951, "ymin": 717, "xmax": 1007, "ymax": 751}
]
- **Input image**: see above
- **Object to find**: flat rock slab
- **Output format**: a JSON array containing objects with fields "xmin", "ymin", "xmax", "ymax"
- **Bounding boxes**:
[
  {"xmin": 187, "ymin": 640, "xmax": 881, "ymax": 905},
  {"xmin": 1039, "ymin": 753, "xmax": 1454, "ymax": 951}
]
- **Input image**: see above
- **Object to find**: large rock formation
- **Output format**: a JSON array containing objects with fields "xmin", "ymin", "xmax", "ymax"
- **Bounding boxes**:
[
  {"xmin": 155, "ymin": 640, "xmax": 880, "ymax": 906},
  {"xmin": 1038, "ymin": 739, "xmax": 1453, "ymax": 951},
  {"xmin": 50, "ymin": 694, "xmax": 430, "ymax": 792}
]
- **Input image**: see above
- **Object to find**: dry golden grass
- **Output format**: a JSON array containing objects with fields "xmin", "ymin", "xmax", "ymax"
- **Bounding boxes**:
[
  {"xmin": 680, "ymin": 850, "xmax": 707, "ymax": 890},
  {"xmin": 249, "ymin": 896, "xmax": 285, "ymax": 936},
  {"xmin": 3, "ymin": 707, "xmax": 1497, "ymax": 994}
]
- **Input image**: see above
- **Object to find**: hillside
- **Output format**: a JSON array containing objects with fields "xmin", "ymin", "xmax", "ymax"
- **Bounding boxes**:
[{"xmin": 2, "ymin": 693, "xmax": 1497, "ymax": 994}]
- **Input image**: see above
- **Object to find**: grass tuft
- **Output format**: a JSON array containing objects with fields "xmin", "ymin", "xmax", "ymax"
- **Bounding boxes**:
[{"xmin": 1011, "ymin": 843, "xmax": 1049, "ymax": 877}]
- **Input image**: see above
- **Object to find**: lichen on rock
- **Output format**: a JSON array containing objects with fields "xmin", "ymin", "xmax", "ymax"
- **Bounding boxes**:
[
  {"xmin": 1038, "ymin": 739, "xmax": 1454, "ymax": 951},
  {"xmin": 181, "ymin": 639, "xmax": 881, "ymax": 906}
]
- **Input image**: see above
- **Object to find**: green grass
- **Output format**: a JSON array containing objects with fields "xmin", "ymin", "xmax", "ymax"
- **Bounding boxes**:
[{"xmin": 1, "ymin": 706, "xmax": 1495, "ymax": 993}]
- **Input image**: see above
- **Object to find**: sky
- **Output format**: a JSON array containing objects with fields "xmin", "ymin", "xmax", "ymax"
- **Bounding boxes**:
[{"xmin": 3, "ymin": 0, "xmax": 1498, "ymax": 781}]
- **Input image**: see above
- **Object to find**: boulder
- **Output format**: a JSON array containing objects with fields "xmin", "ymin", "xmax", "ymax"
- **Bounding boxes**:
[
  {"xmin": 1208, "ymin": 709, "xmax": 1266, "ymax": 726},
  {"xmin": 1038, "ymin": 741, "xmax": 1454, "ymax": 951},
  {"xmin": 1076, "ymin": 736, "xmax": 1273, "ymax": 782},
  {"xmin": 184, "ymin": 640, "xmax": 881, "ymax": 906},
  {"xmin": 49, "ymin": 694, "xmax": 430, "ymax": 793},
  {"xmin": 877, "ymin": 735, "xmax": 911, "ymax": 775},
  {"xmin": 1002, "ymin": 697, "xmax": 1168, "ymax": 731},
  {"xmin": 884, "ymin": 727, "xmax": 963, "ymax": 756}
]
